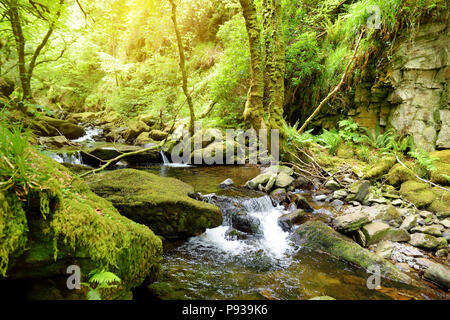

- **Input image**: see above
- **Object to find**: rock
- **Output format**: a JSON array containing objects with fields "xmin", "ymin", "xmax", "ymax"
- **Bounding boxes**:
[
  {"xmin": 150, "ymin": 129, "xmax": 169, "ymax": 141},
  {"xmin": 361, "ymin": 222, "xmax": 391, "ymax": 246},
  {"xmin": 330, "ymin": 199, "xmax": 344, "ymax": 213},
  {"xmin": 435, "ymin": 248, "xmax": 448, "ymax": 257},
  {"xmin": 315, "ymin": 194, "xmax": 327, "ymax": 201},
  {"xmin": 332, "ymin": 212, "xmax": 371, "ymax": 233},
  {"xmin": 137, "ymin": 114, "xmax": 157, "ymax": 127},
  {"xmin": 411, "ymin": 224, "xmax": 444, "ymax": 237},
  {"xmin": 440, "ymin": 218, "xmax": 450, "ymax": 229},
  {"xmin": 232, "ymin": 211, "xmax": 260, "ymax": 234},
  {"xmin": 225, "ymin": 228, "xmax": 248, "ymax": 240},
  {"xmin": 333, "ymin": 189, "xmax": 348, "ymax": 200},
  {"xmin": 290, "ymin": 194, "xmax": 314, "ymax": 212},
  {"xmin": 376, "ymin": 205, "xmax": 403, "ymax": 224},
  {"xmin": 1, "ymin": 150, "xmax": 162, "ymax": 299},
  {"xmin": 400, "ymin": 181, "xmax": 435, "ymax": 208},
  {"xmin": 430, "ymin": 150, "xmax": 450, "ymax": 186},
  {"xmin": 39, "ymin": 116, "xmax": 86, "ymax": 139},
  {"xmin": 365, "ymin": 156, "xmax": 396, "ymax": 178},
  {"xmin": 277, "ymin": 210, "xmax": 306, "ymax": 232},
  {"xmin": 38, "ymin": 136, "xmax": 78, "ymax": 149},
  {"xmin": 270, "ymin": 188, "xmax": 287, "ymax": 205},
  {"xmin": 81, "ymin": 143, "xmax": 161, "ymax": 166},
  {"xmin": 409, "ymin": 233, "xmax": 442, "ymax": 250},
  {"xmin": 385, "ymin": 228, "xmax": 411, "ymax": 242},
  {"xmin": 134, "ymin": 132, "xmax": 158, "ymax": 146},
  {"xmin": 275, "ymin": 172, "xmax": 294, "ymax": 188},
  {"xmin": 264, "ymin": 174, "xmax": 277, "ymax": 192},
  {"xmin": 395, "ymin": 263, "xmax": 410, "ymax": 273},
  {"xmin": 375, "ymin": 240, "xmax": 394, "ymax": 259},
  {"xmin": 290, "ymin": 221, "xmax": 414, "ymax": 284},
  {"xmin": 245, "ymin": 173, "xmax": 272, "ymax": 190},
  {"xmin": 391, "ymin": 199, "xmax": 403, "ymax": 206},
  {"xmin": 414, "ymin": 258, "xmax": 435, "ymax": 269},
  {"xmin": 424, "ymin": 263, "xmax": 450, "ymax": 289},
  {"xmin": 400, "ymin": 215, "xmax": 418, "ymax": 231},
  {"xmin": 429, "ymin": 188, "xmax": 450, "ymax": 217},
  {"xmin": 86, "ymin": 169, "xmax": 222, "ymax": 239},
  {"xmin": 262, "ymin": 165, "xmax": 293, "ymax": 176},
  {"xmin": 325, "ymin": 179, "xmax": 340, "ymax": 190},
  {"xmin": 219, "ymin": 178, "xmax": 234, "ymax": 189},
  {"xmin": 347, "ymin": 181, "xmax": 370, "ymax": 203},
  {"xmin": 387, "ymin": 164, "xmax": 417, "ymax": 186},
  {"xmin": 443, "ymin": 230, "xmax": 450, "ymax": 241},
  {"xmin": 123, "ymin": 120, "xmax": 150, "ymax": 142}
]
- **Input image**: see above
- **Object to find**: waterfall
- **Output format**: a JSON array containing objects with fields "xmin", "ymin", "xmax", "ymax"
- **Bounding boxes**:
[
  {"xmin": 194, "ymin": 195, "xmax": 292, "ymax": 261},
  {"xmin": 49, "ymin": 151, "xmax": 83, "ymax": 165},
  {"xmin": 160, "ymin": 150, "xmax": 170, "ymax": 164},
  {"xmin": 72, "ymin": 127, "xmax": 103, "ymax": 143},
  {"xmin": 160, "ymin": 150, "xmax": 191, "ymax": 167}
]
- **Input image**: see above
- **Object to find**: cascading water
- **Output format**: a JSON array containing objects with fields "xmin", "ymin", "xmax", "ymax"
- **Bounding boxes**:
[
  {"xmin": 49, "ymin": 151, "xmax": 83, "ymax": 165},
  {"xmin": 160, "ymin": 150, "xmax": 191, "ymax": 167},
  {"xmin": 72, "ymin": 127, "xmax": 103, "ymax": 144}
]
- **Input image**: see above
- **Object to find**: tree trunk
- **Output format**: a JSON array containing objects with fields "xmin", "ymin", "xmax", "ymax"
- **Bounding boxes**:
[
  {"xmin": 238, "ymin": 0, "xmax": 265, "ymax": 132},
  {"xmin": 169, "ymin": 0, "xmax": 196, "ymax": 136}
]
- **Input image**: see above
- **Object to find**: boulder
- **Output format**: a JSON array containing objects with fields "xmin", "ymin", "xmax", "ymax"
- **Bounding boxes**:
[
  {"xmin": 134, "ymin": 132, "xmax": 158, "ymax": 146},
  {"xmin": 365, "ymin": 156, "xmax": 396, "ymax": 178},
  {"xmin": 424, "ymin": 263, "xmax": 450, "ymax": 289},
  {"xmin": 400, "ymin": 181, "xmax": 436, "ymax": 208},
  {"xmin": 290, "ymin": 221, "xmax": 414, "ymax": 284},
  {"xmin": 262, "ymin": 165, "xmax": 293, "ymax": 176},
  {"xmin": 375, "ymin": 241, "xmax": 394, "ymax": 259},
  {"xmin": 38, "ymin": 116, "xmax": 86, "ymax": 140},
  {"xmin": 269, "ymin": 188, "xmax": 287, "ymax": 205},
  {"xmin": 325, "ymin": 179, "xmax": 340, "ymax": 190},
  {"xmin": 332, "ymin": 212, "xmax": 371, "ymax": 233},
  {"xmin": 1, "ymin": 150, "xmax": 162, "ymax": 299},
  {"xmin": 290, "ymin": 194, "xmax": 314, "ymax": 212},
  {"xmin": 150, "ymin": 129, "xmax": 169, "ymax": 141},
  {"xmin": 400, "ymin": 215, "xmax": 418, "ymax": 231},
  {"xmin": 232, "ymin": 211, "xmax": 260, "ymax": 234},
  {"xmin": 245, "ymin": 173, "xmax": 272, "ymax": 190},
  {"xmin": 361, "ymin": 222, "xmax": 391, "ymax": 246},
  {"xmin": 0, "ymin": 77, "xmax": 14, "ymax": 97},
  {"xmin": 277, "ymin": 210, "xmax": 306, "ymax": 232},
  {"xmin": 38, "ymin": 136, "xmax": 79, "ymax": 149},
  {"xmin": 411, "ymin": 224, "xmax": 444, "ymax": 237},
  {"xmin": 275, "ymin": 172, "xmax": 294, "ymax": 188},
  {"xmin": 387, "ymin": 164, "xmax": 417, "ymax": 186},
  {"xmin": 409, "ymin": 233, "xmax": 444, "ymax": 250},
  {"xmin": 123, "ymin": 120, "xmax": 150, "ymax": 142},
  {"xmin": 86, "ymin": 169, "xmax": 222, "ymax": 239}
]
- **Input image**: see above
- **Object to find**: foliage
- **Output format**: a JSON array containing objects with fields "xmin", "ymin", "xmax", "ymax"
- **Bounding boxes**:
[
  {"xmin": 408, "ymin": 148, "xmax": 438, "ymax": 174},
  {"xmin": 316, "ymin": 129, "xmax": 342, "ymax": 156},
  {"xmin": 82, "ymin": 269, "xmax": 121, "ymax": 300}
]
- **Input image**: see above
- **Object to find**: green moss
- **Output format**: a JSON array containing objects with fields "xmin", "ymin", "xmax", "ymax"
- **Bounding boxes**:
[
  {"xmin": 336, "ymin": 143, "xmax": 355, "ymax": 159},
  {"xmin": 399, "ymin": 180, "xmax": 436, "ymax": 208},
  {"xmin": 429, "ymin": 187, "xmax": 450, "ymax": 217},
  {"xmin": 429, "ymin": 151, "xmax": 450, "ymax": 186},
  {"xmin": 387, "ymin": 163, "xmax": 417, "ymax": 186},
  {"xmin": 365, "ymin": 156, "xmax": 396, "ymax": 179}
]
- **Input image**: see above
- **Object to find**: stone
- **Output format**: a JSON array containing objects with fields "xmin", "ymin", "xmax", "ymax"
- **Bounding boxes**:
[
  {"xmin": 81, "ymin": 143, "xmax": 162, "ymax": 166},
  {"xmin": 400, "ymin": 181, "xmax": 436, "ymax": 208},
  {"xmin": 225, "ymin": 228, "xmax": 248, "ymax": 241},
  {"xmin": 264, "ymin": 174, "xmax": 277, "ymax": 192},
  {"xmin": 38, "ymin": 116, "xmax": 86, "ymax": 140},
  {"xmin": 395, "ymin": 263, "xmax": 410, "ymax": 273},
  {"xmin": 333, "ymin": 189, "xmax": 348, "ymax": 200},
  {"xmin": 365, "ymin": 156, "xmax": 396, "ymax": 179},
  {"xmin": 290, "ymin": 221, "xmax": 414, "ymax": 284},
  {"xmin": 270, "ymin": 188, "xmax": 287, "ymax": 205},
  {"xmin": 411, "ymin": 224, "xmax": 444, "ymax": 237},
  {"xmin": 262, "ymin": 165, "xmax": 293, "ymax": 176},
  {"xmin": 277, "ymin": 210, "xmax": 306, "ymax": 232},
  {"xmin": 375, "ymin": 240, "xmax": 394, "ymax": 259},
  {"xmin": 275, "ymin": 172, "xmax": 295, "ymax": 188},
  {"xmin": 409, "ymin": 233, "xmax": 441, "ymax": 250},
  {"xmin": 440, "ymin": 218, "xmax": 450, "ymax": 229},
  {"xmin": 149, "ymin": 129, "xmax": 169, "ymax": 141},
  {"xmin": 232, "ymin": 211, "xmax": 261, "ymax": 234},
  {"xmin": 387, "ymin": 163, "xmax": 417, "ymax": 186},
  {"xmin": 134, "ymin": 132, "xmax": 157, "ymax": 146},
  {"xmin": 123, "ymin": 120, "xmax": 150, "ymax": 142},
  {"xmin": 315, "ymin": 194, "xmax": 327, "ymax": 201},
  {"xmin": 347, "ymin": 181, "xmax": 370, "ymax": 203},
  {"xmin": 332, "ymin": 212, "xmax": 371, "ymax": 233},
  {"xmin": 400, "ymin": 215, "xmax": 418, "ymax": 231},
  {"xmin": 309, "ymin": 296, "xmax": 336, "ymax": 300},
  {"xmin": 325, "ymin": 179, "xmax": 340, "ymax": 190},
  {"xmin": 391, "ymin": 199, "xmax": 403, "ymax": 206},
  {"xmin": 245, "ymin": 173, "xmax": 272, "ymax": 190},
  {"xmin": 86, "ymin": 169, "xmax": 222, "ymax": 239},
  {"xmin": 219, "ymin": 178, "xmax": 234, "ymax": 189},
  {"xmin": 361, "ymin": 222, "xmax": 391, "ymax": 246},
  {"xmin": 424, "ymin": 263, "xmax": 450, "ymax": 289},
  {"xmin": 290, "ymin": 194, "xmax": 314, "ymax": 212},
  {"xmin": 385, "ymin": 228, "xmax": 411, "ymax": 242},
  {"xmin": 38, "ymin": 136, "xmax": 78, "ymax": 149},
  {"xmin": 435, "ymin": 248, "xmax": 448, "ymax": 258}
]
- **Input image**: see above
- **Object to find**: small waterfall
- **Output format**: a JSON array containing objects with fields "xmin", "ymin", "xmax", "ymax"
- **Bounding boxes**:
[
  {"xmin": 160, "ymin": 150, "xmax": 170, "ymax": 164},
  {"xmin": 49, "ymin": 151, "xmax": 83, "ymax": 165},
  {"xmin": 196, "ymin": 194, "xmax": 292, "ymax": 260},
  {"xmin": 160, "ymin": 150, "xmax": 191, "ymax": 167},
  {"xmin": 72, "ymin": 127, "xmax": 103, "ymax": 143}
]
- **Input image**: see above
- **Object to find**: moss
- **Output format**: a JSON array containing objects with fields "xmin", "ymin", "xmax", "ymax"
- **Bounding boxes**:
[
  {"xmin": 399, "ymin": 180, "xmax": 436, "ymax": 208},
  {"xmin": 85, "ymin": 169, "xmax": 222, "ymax": 239},
  {"xmin": 428, "ymin": 187, "xmax": 450, "ymax": 217},
  {"xmin": 0, "ymin": 191, "xmax": 29, "ymax": 277},
  {"xmin": 428, "ymin": 151, "xmax": 450, "ymax": 187},
  {"xmin": 387, "ymin": 163, "xmax": 417, "ymax": 186},
  {"xmin": 336, "ymin": 143, "xmax": 355, "ymax": 159},
  {"xmin": 293, "ymin": 221, "xmax": 414, "ymax": 285},
  {"xmin": 365, "ymin": 155, "xmax": 396, "ymax": 179}
]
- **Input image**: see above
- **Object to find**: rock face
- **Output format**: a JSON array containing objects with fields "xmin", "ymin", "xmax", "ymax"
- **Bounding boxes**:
[
  {"xmin": 1, "ymin": 150, "xmax": 162, "ymax": 299},
  {"xmin": 86, "ymin": 169, "xmax": 222, "ymax": 239},
  {"xmin": 290, "ymin": 221, "xmax": 414, "ymax": 284}
]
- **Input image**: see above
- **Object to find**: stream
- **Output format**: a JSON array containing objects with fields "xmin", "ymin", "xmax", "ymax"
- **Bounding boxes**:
[{"xmin": 46, "ymin": 129, "xmax": 445, "ymax": 300}]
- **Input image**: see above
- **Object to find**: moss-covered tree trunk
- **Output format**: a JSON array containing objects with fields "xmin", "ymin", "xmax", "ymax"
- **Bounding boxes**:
[
  {"xmin": 238, "ymin": 0, "xmax": 265, "ymax": 132},
  {"xmin": 169, "ymin": 0, "xmax": 196, "ymax": 136}
]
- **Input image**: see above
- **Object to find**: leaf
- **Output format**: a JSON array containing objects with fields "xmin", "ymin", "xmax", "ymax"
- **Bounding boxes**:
[
  {"xmin": 87, "ymin": 288, "xmax": 102, "ymax": 301},
  {"xmin": 89, "ymin": 270, "xmax": 121, "ymax": 286}
]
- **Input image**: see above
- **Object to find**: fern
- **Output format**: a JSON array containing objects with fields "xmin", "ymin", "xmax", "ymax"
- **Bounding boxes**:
[
  {"xmin": 81, "ymin": 269, "xmax": 121, "ymax": 300},
  {"xmin": 316, "ymin": 129, "xmax": 341, "ymax": 155},
  {"xmin": 408, "ymin": 148, "xmax": 438, "ymax": 173}
]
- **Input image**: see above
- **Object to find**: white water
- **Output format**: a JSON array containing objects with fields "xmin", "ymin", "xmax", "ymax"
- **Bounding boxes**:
[
  {"xmin": 160, "ymin": 150, "xmax": 191, "ymax": 167},
  {"xmin": 49, "ymin": 151, "xmax": 83, "ymax": 165},
  {"xmin": 189, "ymin": 195, "xmax": 293, "ymax": 263},
  {"xmin": 72, "ymin": 127, "xmax": 103, "ymax": 143}
]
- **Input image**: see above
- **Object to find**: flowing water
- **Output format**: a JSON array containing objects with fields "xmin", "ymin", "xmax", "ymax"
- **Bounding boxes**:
[{"xmin": 143, "ymin": 165, "xmax": 445, "ymax": 300}]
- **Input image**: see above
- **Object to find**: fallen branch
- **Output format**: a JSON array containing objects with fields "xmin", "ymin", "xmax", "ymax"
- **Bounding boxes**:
[
  {"xmin": 395, "ymin": 154, "xmax": 450, "ymax": 192},
  {"xmin": 298, "ymin": 28, "xmax": 365, "ymax": 134}
]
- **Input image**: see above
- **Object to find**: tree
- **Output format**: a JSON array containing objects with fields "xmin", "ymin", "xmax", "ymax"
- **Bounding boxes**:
[
  {"xmin": 169, "ymin": 0, "xmax": 196, "ymax": 136},
  {"xmin": 0, "ymin": 0, "xmax": 66, "ymax": 104}
]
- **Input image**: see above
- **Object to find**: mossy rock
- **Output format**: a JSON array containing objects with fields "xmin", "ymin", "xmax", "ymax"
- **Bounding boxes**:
[
  {"xmin": 39, "ymin": 116, "xmax": 86, "ymax": 139},
  {"xmin": 429, "ymin": 150, "xmax": 450, "ymax": 186},
  {"xmin": 290, "ymin": 221, "xmax": 414, "ymax": 285},
  {"xmin": 365, "ymin": 156, "xmax": 396, "ymax": 179},
  {"xmin": 387, "ymin": 163, "xmax": 417, "ymax": 186},
  {"xmin": 429, "ymin": 187, "xmax": 450, "ymax": 218},
  {"xmin": 400, "ymin": 180, "xmax": 436, "ymax": 208},
  {"xmin": 85, "ymin": 169, "xmax": 222, "ymax": 239},
  {"xmin": 1, "ymin": 150, "xmax": 163, "ymax": 299},
  {"xmin": 336, "ymin": 143, "xmax": 355, "ymax": 159}
]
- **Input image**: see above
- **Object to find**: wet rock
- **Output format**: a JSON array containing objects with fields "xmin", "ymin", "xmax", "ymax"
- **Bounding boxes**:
[
  {"xmin": 38, "ymin": 116, "xmax": 86, "ymax": 139},
  {"xmin": 361, "ymin": 222, "xmax": 391, "ymax": 246},
  {"xmin": 275, "ymin": 172, "xmax": 294, "ymax": 188},
  {"xmin": 395, "ymin": 263, "xmax": 410, "ymax": 273},
  {"xmin": 38, "ymin": 136, "xmax": 79, "ymax": 149},
  {"xmin": 245, "ymin": 173, "xmax": 272, "ymax": 190},
  {"xmin": 411, "ymin": 224, "xmax": 444, "ymax": 237},
  {"xmin": 86, "ymin": 169, "xmax": 222, "ymax": 239},
  {"xmin": 409, "ymin": 233, "xmax": 442, "ymax": 250},
  {"xmin": 219, "ymin": 178, "xmax": 234, "ymax": 189},
  {"xmin": 290, "ymin": 221, "xmax": 414, "ymax": 284},
  {"xmin": 325, "ymin": 179, "xmax": 340, "ymax": 190},
  {"xmin": 424, "ymin": 263, "xmax": 450, "ymax": 289},
  {"xmin": 309, "ymin": 296, "xmax": 336, "ymax": 300},
  {"xmin": 232, "ymin": 211, "xmax": 261, "ymax": 234},
  {"xmin": 277, "ymin": 210, "xmax": 306, "ymax": 232},
  {"xmin": 123, "ymin": 120, "xmax": 150, "ymax": 142},
  {"xmin": 375, "ymin": 240, "xmax": 394, "ymax": 259},
  {"xmin": 332, "ymin": 212, "xmax": 371, "ymax": 233},
  {"xmin": 290, "ymin": 194, "xmax": 313, "ymax": 212},
  {"xmin": 225, "ymin": 228, "xmax": 248, "ymax": 240},
  {"xmin": 150, "ymin": 129, "xmax": 169, "ymax": 141},
  {"xmin": 332, "ymin": 189, "xmax": 348, "ymax": 200},
  {"xmin": 270, "ymin": 188, "xmax": 287, "ymax": 205},
  {"xmin": 400, "ymin": 215, "xmax": 418, "ymax": 231}
]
